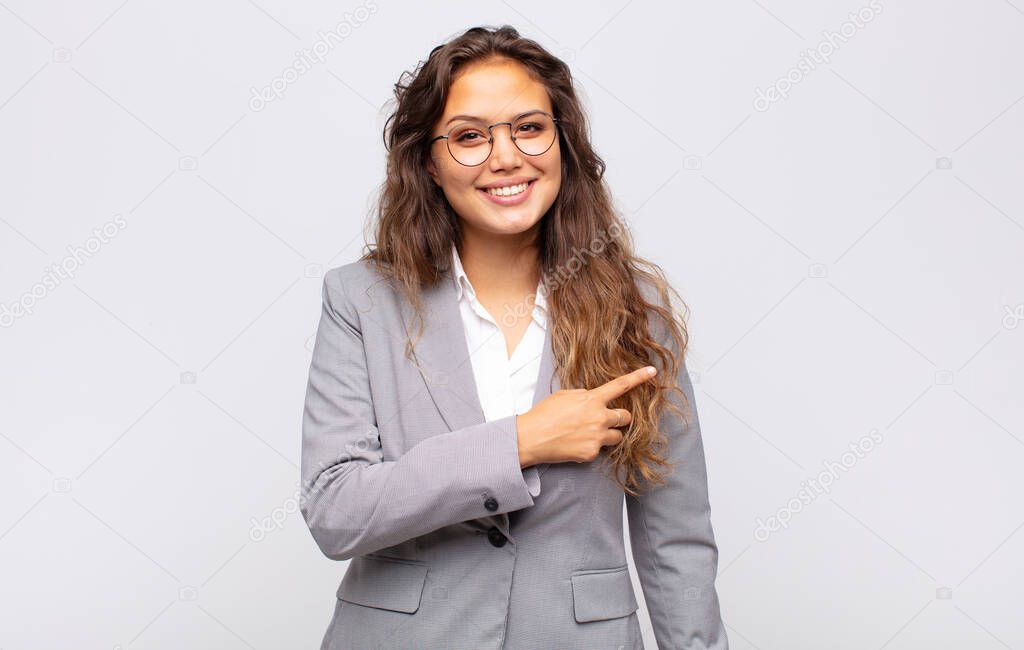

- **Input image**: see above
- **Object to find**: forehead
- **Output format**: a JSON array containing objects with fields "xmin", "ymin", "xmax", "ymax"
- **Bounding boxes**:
[{"xmin": 441, "ymin": 58, "xmax": 552, "ymax": 122}]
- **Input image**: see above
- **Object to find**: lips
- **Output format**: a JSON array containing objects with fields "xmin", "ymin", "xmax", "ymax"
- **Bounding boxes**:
[{"xmin": 478, "ymin": 179, "xmax": 536, "ymax": 206}]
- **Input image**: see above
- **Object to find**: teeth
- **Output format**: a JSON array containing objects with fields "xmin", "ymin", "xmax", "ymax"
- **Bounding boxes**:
[{"xmin": 486, "ymin": 182, "xmax": 529, "ymax": 197}]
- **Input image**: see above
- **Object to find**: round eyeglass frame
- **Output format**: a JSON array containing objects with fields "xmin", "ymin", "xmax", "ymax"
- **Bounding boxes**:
[{"xmin": 429, "ymin": 111, "xmax": 561, "ymax": 167}]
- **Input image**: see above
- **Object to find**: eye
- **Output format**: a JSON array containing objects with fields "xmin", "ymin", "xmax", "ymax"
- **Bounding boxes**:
[{"xmin": 452, "ymin": 127, "xmax": 490, "ymax": 145}]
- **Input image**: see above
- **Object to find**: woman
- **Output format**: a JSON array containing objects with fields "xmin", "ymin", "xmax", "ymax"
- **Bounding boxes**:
[{"xmin": 301, "ymin": 25, "xmax": 729, "ymax": 650}]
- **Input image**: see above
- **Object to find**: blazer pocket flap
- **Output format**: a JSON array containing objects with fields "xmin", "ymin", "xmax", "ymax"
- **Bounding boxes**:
[
  {"xmin": 570, "ymin": 565, "xmax": 639, "ymax": 623},
  {"xmin": 337, "ymin": 555, "xmax": 429, "ymax": 614}
]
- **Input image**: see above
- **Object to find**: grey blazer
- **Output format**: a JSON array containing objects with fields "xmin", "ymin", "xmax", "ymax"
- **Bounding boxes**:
[{"xmin": 300, "ymin": 259, "xmax": 729, "ymax": 650}]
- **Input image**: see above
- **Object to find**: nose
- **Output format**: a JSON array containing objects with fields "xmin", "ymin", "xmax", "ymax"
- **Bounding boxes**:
[{"xmin": 488, "ymin": 123, "xmax": 522, "ymax": 170}]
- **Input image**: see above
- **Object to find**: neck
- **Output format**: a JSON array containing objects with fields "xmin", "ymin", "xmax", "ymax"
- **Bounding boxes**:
[{"xmin": 456, "ymin": 225, "xmax": 541, "ymax": 299}]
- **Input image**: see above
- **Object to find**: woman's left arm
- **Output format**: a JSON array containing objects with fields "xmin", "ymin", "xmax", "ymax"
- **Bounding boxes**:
[{"xmin": 625, "ymin": 354, "xmax": 729, "ymax": 649}]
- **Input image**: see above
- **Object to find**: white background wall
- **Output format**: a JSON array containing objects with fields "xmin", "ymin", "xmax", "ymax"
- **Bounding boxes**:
[{"xmin": 2, "ymin": 1, "xmax": 1022, "ymax": 648}]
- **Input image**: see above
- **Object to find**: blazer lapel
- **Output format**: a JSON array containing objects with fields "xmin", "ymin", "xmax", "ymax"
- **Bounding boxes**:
[
  {"xmin": 399, "ymin": 268, "xmax": 559, "ymax": 479},
  {"xmin": 398, "ymin": 271, "xmax": 487, "ymax": 434}
]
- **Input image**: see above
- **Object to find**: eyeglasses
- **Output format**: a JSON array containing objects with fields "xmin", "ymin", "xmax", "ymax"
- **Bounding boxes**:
[{"xmin": 429, "ymin": 110, "xmax": 560, "ymax": 167}]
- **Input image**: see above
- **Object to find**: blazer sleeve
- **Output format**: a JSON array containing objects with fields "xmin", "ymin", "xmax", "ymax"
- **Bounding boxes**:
[
  {"xmin": 625, "ymin": 350, "xmax": 729, "ymax": 649},
  {"xmin": 300, "ymin": 268, "xmax": 537, "ymax": 562}
]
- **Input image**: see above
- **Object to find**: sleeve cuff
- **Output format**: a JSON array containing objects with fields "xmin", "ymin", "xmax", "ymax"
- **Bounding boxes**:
[
  {"xmin": 486, "ymin": 414, "xmax": 537, "ymax": 513},
  {"xmin": 523, "ymin": 466, "xmax": 541, "ymax": 496},
  {"xmin": 511, "ymin": 411, "xmax": 541, "ymax": 497}
]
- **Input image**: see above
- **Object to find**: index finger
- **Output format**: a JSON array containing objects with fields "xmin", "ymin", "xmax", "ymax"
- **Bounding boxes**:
[{"xmin": 589, "ymin": 366, "xmax": 657, "ymax": 403}]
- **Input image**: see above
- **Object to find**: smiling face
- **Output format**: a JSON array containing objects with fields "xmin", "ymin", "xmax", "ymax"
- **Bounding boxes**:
[{"xmin": 427, "ymin": 57, "xmax": 561, "ymax": 239}]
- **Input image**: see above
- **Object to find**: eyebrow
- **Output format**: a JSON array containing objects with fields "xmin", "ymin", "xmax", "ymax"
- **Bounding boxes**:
[{"xmin": 444, "ymin": 108, "xmax": 547, "ymax": 127}]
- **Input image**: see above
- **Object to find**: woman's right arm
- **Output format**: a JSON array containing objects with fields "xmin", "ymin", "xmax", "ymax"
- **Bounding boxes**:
[{"xmin": 300, "ymin": 268, "xmax": 537, "ymax": 562}]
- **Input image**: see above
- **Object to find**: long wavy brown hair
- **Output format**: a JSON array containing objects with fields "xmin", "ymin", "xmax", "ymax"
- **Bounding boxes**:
[{"xmin": 359, "ymin": 24, "xmax": 692, "ymax": 497}]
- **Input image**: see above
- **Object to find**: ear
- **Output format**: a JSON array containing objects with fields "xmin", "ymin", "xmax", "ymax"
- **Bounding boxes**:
[{"xmin": 426, "ymin": 157, "xmax": 440, "ymax": 186}]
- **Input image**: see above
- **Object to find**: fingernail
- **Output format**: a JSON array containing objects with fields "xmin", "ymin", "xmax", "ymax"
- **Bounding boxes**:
[{"xmin": 646, "ymin": 366, "xmax": 656, "ymax": 375}]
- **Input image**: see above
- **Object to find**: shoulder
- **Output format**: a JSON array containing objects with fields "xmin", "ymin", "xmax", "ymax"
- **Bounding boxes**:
[
  {"xmin": 632, "ymin": 271, "xmax": 686, "ymax": 358},
  {"xmin": 633, "ymin": 271, "xmax": 670, "ymax": 323},
  {"xmin": 325, "ymin": 258, "xmax": 382, "ymax": 288},
  {"xmin": 324, "ymin": 258, "xmax": 396, "ymax": 297},
  {"xmin": 634, "ymin": 273, "xmax": 663, "ymax": 307},
  {"xmin": 322, "ymin": 258, "xmax": 403, "ymax": 320}
]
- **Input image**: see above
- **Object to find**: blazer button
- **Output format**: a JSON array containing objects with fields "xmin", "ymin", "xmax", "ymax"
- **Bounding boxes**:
[
  {"xmin": 487, "ymin": 526, "xmax": 507, "ymax": 547},
  {"xmin": 484, "ymin": 496, "xmax": 499, "ymax": 511}
]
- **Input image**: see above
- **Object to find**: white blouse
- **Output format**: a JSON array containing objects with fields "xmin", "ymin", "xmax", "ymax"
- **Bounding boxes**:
[{"xmin": 451, "ymin": 243, "xmax": 546, "ymax": 497}]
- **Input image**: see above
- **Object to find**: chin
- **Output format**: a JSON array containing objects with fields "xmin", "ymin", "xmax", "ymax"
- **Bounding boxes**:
[{"xmin": 479, "ymin": 214, "xmax": 542, "ymax": 234}]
